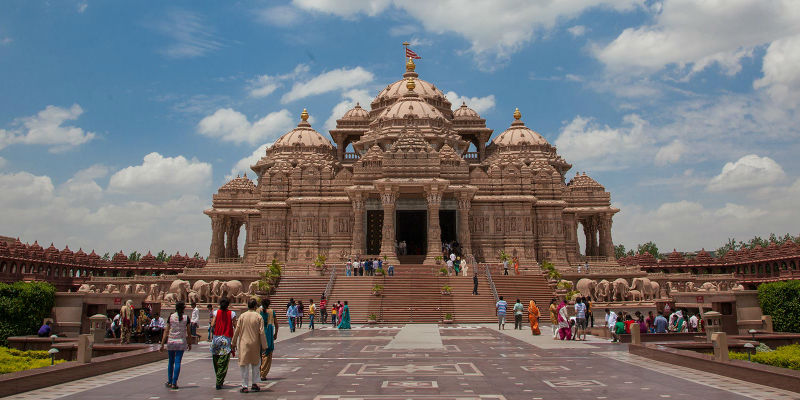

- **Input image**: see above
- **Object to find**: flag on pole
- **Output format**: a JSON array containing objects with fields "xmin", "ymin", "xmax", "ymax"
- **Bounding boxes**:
[{"xmin": 405, "ymin": 47, "xmax": 421, "ymax": 59}]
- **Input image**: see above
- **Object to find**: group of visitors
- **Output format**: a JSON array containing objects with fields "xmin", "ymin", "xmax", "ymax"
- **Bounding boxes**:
[
  {"xmin": 502, "ymin": 256, "xmax": 520, "ymax": 275},
  {"xmin": 549, "ymin": 296, "xmax": 593, "ymax": 341},
  {"xmin": 605, "ymin": 306, "xmax": 704, "ymax": 342},
  {"xmin": 346, "ymin": 258, "xmax": 393, "ymax": 276},
  {"xmin": 103, "ymin": 301, "xmax": 201, "ymax": 345},
  {"xmin": 284, "ymin": 295, "xmax": 351, "ymax": 331},
  {"xmin": 445, "ymin": 252, "xmax": 469, "ymax": 276},
  {"xmin": 576, "ymin": 260, "xmax": 591, "ymax": 274},
  {"xmin": 495, "ymin": 296, "xmax": 541, "ymax": 335}
]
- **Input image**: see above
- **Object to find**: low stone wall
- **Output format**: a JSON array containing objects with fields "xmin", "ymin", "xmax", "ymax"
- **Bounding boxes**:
[
  {"xmin": 629, "ymin": 343, "xmax": 800, "ymax": 394},
  {"xmin": 0, "ymin": 345, "xmax": 166, "ymax": 397}
]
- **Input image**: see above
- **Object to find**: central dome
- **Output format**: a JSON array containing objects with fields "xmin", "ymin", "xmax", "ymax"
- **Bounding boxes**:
[
  {"xmin": 370, "ymin": 58, "xmax": 453, "ymax": 118},
  {"xmin": 376, "ymin": 79, "xmax": 445, "ymax": 120}
]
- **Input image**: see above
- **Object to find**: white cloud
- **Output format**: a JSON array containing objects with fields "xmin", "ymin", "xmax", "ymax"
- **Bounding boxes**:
[
  {"xmin": 247, "ymin": 64, "xmax": 310, "ymax": 99},
  {"xmin": 324, "ymin": 89, "xmax": 372, "ymax": 131},
  {"xmin": 554, "ymin": 114, "xmax": 649, "ymax": 169},
  {"xmin": 257, "ymin": 5, "xmax": 302, "ymax": 27},
  {"xmin": 197, "ymin": 108, "xmax": 295, "ymax": 145},
  {"xmin": 292, "ymin": 0, "xmax": 391, "ymax": 17},
  {"xmin": 108, "ymin": 152, "xmax": 212, "ymax": 195},
  {"xmin": 59, "ymin": 164, "xmax": 109, "ymax": 202},
  {"xmin": 0, "ymin": 156, "xmax": 6, "ymax": 169},
  {"xmin": 389, "ymin": 24, "xmax": 416, "ymax": 37},
  {"xmin": 0, "ymin": 104, "xmax": 96, "ymax": 153},
  {"xmin": 155, "ymin": 9, "xmax": 222, "ymax": 58},
  {"xmin": 594, "ymin": 0, "xmax": 800, "ymax": 76},
  {"xmin": 1, "ymin": 37, "xmax": 11, "ymax": 45},
  {"xmin": 445, "ymin": 91, "xmax": 496, "ymax": 115},
  {"xmin": 707, "ymin": 154, "xmax": 786, "ymax": 192},
  {"xmin": 754, "ymin": 33, "xmax": 800, "ymax": 106},
  {"xmin": 654, "ymin": 139, "xmax": 687, "ymax": 166},
  {"xmin": 228, "ymin": 143, "xmax": 272, "ymax": 180},
  {"xmin": 77, "ymin": 2, "xmax": 88, "ymax": 13},
  {"xmin": 567, "ymin": 25, "xmax": 586, "ymax": 37},
  {"xmin": 281, "ymin": 66, "xmax": 374, "ymax": 103}
]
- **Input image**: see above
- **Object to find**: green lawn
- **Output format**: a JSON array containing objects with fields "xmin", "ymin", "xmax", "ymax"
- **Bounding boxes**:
[
  {"xmin": 729, "ymin": 344, "xmax": 800, "ymax": 371},
  {"xmin": 0, "ymin": 347, "xmax": 66, "ymax": 374}
]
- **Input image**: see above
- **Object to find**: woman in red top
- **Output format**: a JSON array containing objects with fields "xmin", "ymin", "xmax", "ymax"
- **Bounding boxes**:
[
  {"xmin": 623, "ymin": 315, "xmax": 636, "ymax": 334},
  {"xmin": 210, "ymin": 298, "xmax": 236, "ymax": 390}
]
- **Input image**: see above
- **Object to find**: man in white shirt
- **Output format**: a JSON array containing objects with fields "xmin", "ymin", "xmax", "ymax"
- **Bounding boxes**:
[
  {"xmin": 446, "ymin": 258, "xmax": 454, "ymax": 275},
  {"xmin": 191, "ymin": 301, "xmax": 200, "ymax": 342},
  {"xmin": 147, "ymin": 313, "xmax": 165, "ymax": 343},
  {"xmin": 605, "ymin": 308, "xmax": 617, "ymax": 342},
  {"xmin": 688, "ymin": 313, "xmax": 699, "ymax": 332}
]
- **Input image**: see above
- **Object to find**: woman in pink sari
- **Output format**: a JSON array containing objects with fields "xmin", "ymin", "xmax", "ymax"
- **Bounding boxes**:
[{"xmin": 557, "ymin": 300, "xmax": 570, "ymax": 340}]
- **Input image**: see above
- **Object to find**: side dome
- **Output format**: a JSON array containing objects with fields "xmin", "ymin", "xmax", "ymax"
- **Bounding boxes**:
[
  {"xmin": 342, "ymin": 103, "xmax": 369, "ymax": 120},
  {"xmin": 453, "ymin": 102, "xmax": 480, "ymax": 119},
  {"xmin": 492, "ymin": 108, "xmax": 549, "ymax": 146},
  {"xmin": 272, "ymin": 109, "xmax": 333, "ymax": 149},
  {"xmin": 219, "ymin": 173, "xmax": 256, "ymax": 192}
]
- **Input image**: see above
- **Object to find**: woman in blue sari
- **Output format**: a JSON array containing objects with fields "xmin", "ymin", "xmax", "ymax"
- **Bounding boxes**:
[
  {"xmin": 337, "ymin": 301, "xmax": 351, "ymax": 329},
  {"xmin": 259, "ymin": 298, "xmax": 278, "ymax": 381}
]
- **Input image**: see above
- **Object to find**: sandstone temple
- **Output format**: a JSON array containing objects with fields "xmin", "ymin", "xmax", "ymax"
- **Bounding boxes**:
[{"xmin": 204, "ymin": 58, "xmax": 619, "ymax": 267}]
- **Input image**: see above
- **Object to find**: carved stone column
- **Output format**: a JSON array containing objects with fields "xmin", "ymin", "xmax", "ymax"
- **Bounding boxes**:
[
  {"xmin": 350, "ymin": 192, "xmax": 365, "ymax": 258},
  {"xmin": 582, "ymin": 217, "xmax": 597, "ymax": 257},
  {"xmin": 424, "ymin": 188, "xmax": 443, "ymax": 264},
  {"xmin": 598, "ymin": 214, "xmax": 615, "ymax": 259},
  {"xmin": 457, "ymin": 193, "xmax": 473, "ymax": 260},
  {"xmin": 223, "ymin": 217, "xmax": 234, "ymax": 259},
  {"xmin": 209, "ymin": 214, "xmax": 224, "ymax": 261},
  {"xmin": 230, "ymin": 220, "xmax": 242, "ymax": 259},
  {"xmin": 380, "ymin": 188, "xmax": 399, "ymax": 263}
]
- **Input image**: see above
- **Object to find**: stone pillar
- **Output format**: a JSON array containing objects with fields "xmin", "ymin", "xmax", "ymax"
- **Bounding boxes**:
[
  {"xmin": 224, "ymin": 217, "xmax": 234, "ymax": 259},
  {"xmin": 209, "ymin": 214, "xmax": 224, "ymax": 261},
  {"xmin": 630, "ymin": 323, "xmax": 641, "ymax": 345},
  {"xmin": 582, "ymin": 218, "xmax": 595, "ymax": 257},
  {"xmin": 711, "ymin": 332, "xmax": 729, "ymax": 361},
  {"xmin": 457, "ymin": 195, "xmax": 472, "ymax": 260},
  {"xmin": 242, "ymin": 220, "xmax": 250, "ymax": 261},
  {"xmin": 230, "ymin": 220, "xmax": 242, "ymax": 259},
  {"xmin": 424, "ymin": 188, "xmax": 443, "ymax": 264},
  {"xmin": 598, "ymin": 215, "xmax": 614, "ymax": 259},
  {"xmin": 336, "ymin": 140, "xmax": 344, "ymax": 162},
  {"xmin": 380, "ymin": 188, "xmax": 399, "ymax": 263},
  {"xmin": 350, "ymin": 193, "xmax": 365, "ymax": 258},
  {"xmin": 77, "ymin": 334, "xmax": 91, "ymax": 363}
]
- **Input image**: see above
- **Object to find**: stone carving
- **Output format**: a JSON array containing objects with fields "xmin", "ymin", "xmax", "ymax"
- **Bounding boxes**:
[
  {"xmin": 146, "ymin": 283, "xmax": 161, "ymax": 302},
  {"xmin": 612, "ymin": 278, "xmax": 629, "ymax": 302},
  {"xmin": 247, "ymin": 281, "xmax": 259, "ymax": 295},
  {"xmin": 120, "ymin": 284, "xmax": 133, "ymax": 295},
  {"xmin": 697, "ymin": 281, "xmax": 718, "ymax": 292},
  {"xmin": 650, "ymin": 281, "xmax": 661, "ymax": 299},
  {"xmin": 631, "ymin": 277, "xmax": 654, "ymax": 300},
  {"xmin": 685, "ymin": 281, "xmax": 696, "ymax": 292},
  {"xmin": 595, "ymin": 279, "xmax": 611, "ymax": 302},
  {"xmin": 575, "ymin": 278, "xmax": 597, "ymax": 299},
  {"xmin": 732, "ymin": 283, "xmax": 745, "ymax": 291},
  {"xmin": 163, "ymin": 292, "xmax": 177, "ymax": 303},
  {"xmin": 187, "ymin": 290, "xmax": 202, "ymax": 304},
  {"xmin": 627, "ymin": 289, "xmax": 643, "ymax": 302},
  {"xmin": 102, "ymin": 284, "xmax": 118, "ymax": 294},
  {"xmin": 220, "ymin": 280, "xmax": 244, "ymax": 299},
  {"xmin": 192, "ymin": 280, "xmax": 211, "ymax": 302},
  {"xmin": 167, "ymin": 279, "xmax": 190, "ymax": 302},
  {"xmin": 77, "ymin": 284, "xmax": 96, "ymax": 293},
  {"xmin": 211, "ymin": 280, "xmax": 223, "ymax": 302}
]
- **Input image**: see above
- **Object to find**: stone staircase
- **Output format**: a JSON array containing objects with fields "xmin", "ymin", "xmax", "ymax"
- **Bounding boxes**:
[
  {"xmin": 492, "ymin": 274, "xmax": 555, "ymax": 317},
  {"xmin": 328, "ymin": 275, "xmax": 382, "ymax": 324},
  {"xmin": 268, "ymin": 275, "xmax": 329, "ymax": 324}
]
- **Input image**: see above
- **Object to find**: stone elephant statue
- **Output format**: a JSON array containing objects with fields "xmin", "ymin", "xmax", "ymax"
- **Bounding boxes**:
[
  {"xmin": 666, "ymin": 281, "xmax": 675, "ymax": 296},
  {"xmin": 732, "ymin": 283, "xmax": 745, "ymax": 291},
  {"xmin": 192, "ymin": 280, "xmax": 211, "ymax": 302},
  {"xmin": 247, "ymin": 281, "xmax": 259, "ymax": 295},
  {"xmin": 650, "ymin": 281, "xmax": 661, "ymax": 299},
  {"xmin": 134, "ymin": 283, "xmax": 147, "ymax": 294},
  {"xmin": 631, "ymin": 277, "xmax": 654, "ymax": 300},
  {"xmin": 220, "ymin": 280, "xmax": 244, "ymax": 299},
  {"xmin": 163, "ymin": 292, "xmax": 177, "ymax": 303},
  {"xmin": 103, "ymin": 284, "xmax": 118, "ymax": 294},
  {"xmin": 576, "ymin": 278, "xmax": 597, "ymax": 299},
  {"xmin": 146, "ymin": 283, "xmax": 161, "ymax": 302},
  {"xmin": 187, "ymin": 290, "xmax": 202, "ymax": 304},
  {"xmin": 612, "ymin": 278, "xmax": 629, "ymax": 302},
  {"xmin": 628, "ymin": 289, "xmax": 643, "ymax": 302},
  {"xmin": 78, "ymin": 284, "xmax": 96, "ymax": 293},
  {"xmin": 595, "ymin": 279, "xmax": 612, "ymax": 302},
  {"xmin": 211, "ymin": 280, "xmax": 223, "ymax": 302},
  {"xmin": 698, "ymin": 281, "xmax": 718, "ymax": 292},
  {"xmin": 235, "ymin": 292, "xmax": 250, "ymax": 304},
  {"xmin": 120, "ymin": 284, "xmax": 133, "ymax": 295},
  {"xmin": 168, "ymin": 279, "xmax": 190, "ymax": 302},
  {"xmin": 685, "ymin": 281, "xmax": 696, "ymax": 292},
  {"xmin": 718, "ymin": 281, "xmax": 731, "ymax": 291}
]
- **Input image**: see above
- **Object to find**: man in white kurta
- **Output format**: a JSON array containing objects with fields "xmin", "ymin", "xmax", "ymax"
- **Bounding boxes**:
[{"xmin": 232, "ymin": 299, "xmax": 267, "ymax": 393}]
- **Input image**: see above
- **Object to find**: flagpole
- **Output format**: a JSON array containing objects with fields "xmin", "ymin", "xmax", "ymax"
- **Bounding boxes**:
[{"xmin": 403, "ymin": 41, "xmax": 409, "ymax": 63}]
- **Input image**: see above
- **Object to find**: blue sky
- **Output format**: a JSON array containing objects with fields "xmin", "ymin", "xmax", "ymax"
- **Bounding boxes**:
[{"xmin": 1, "ymin": 0, "xmax": 799, "ymax": 256}]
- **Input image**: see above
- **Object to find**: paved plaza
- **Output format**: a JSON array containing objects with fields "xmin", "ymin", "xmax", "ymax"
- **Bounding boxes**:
[{"xmin": 8, "ymin": 324, "xmax": 798, "ymax": 400}]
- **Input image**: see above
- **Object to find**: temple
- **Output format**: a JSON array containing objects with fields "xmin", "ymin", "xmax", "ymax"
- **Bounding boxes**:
[{"xmin": 204, "ymin": 58, "xmax": 619, "ymax": 267}]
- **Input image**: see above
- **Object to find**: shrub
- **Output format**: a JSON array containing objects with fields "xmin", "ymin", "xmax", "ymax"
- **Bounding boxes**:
[
  {"xmin": 372, "ymin": 284, "xmax": 384, "ymax": 293},
  {"xmin": 0, "ymin": 347, "xmax": 65, "ymax": 374},
  {"xmin": 444, "ymin": 313, "xmax": 453, "ymax": 320},
  {"xmin": 441, "ymin": 284, "xmax": 452, "ymax": 293},
  {"xmin": 0, "ymin": 282, "xmax": 56, "ymax": 346},
  {"xmin": 439, "ymin": 267, "xmax": 448, "ymax": 276},
  {"xmin": 729, "ymin": 344, "xmax": 800, "ymax": 371},
  {"xmin": 368, "ymin": 313, "xmax": 377, "ymax": 320},
  {"xmin": 541, "ymin": 261, "xmax": 561, "ymax": 280},
  {"xmin": 757, "ymin": 280, "xmax": 800, "ymax": 333}
]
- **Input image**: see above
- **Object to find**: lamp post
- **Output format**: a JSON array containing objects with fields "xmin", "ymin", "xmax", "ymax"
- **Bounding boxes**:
[
  {"xmin": 48, "ymin": 348, "xmax": 59, "ymax": 365},
  {"xmin": 743, "ymin": 342, "xmax": 755, "ymax": 361},
  {"xmin": 748, "ymin": 328, "xmax": 758, "ymax": 341}
]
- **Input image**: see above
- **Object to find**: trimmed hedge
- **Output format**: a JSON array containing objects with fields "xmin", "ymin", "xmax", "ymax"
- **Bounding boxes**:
[
  {"xmin": 0, "ymin": 347, "xmax": 65, "ymax": 374},
  {"xmin": 757, "ymin": 280, "xmax": 800, "ymax": 333},
  {"xmin": 730, "ymin": 344, "xmax": 800, "ymax": 371},
  {"xmin": 0, "ymin": 282, "xmax": 56, "ymax": 346}
]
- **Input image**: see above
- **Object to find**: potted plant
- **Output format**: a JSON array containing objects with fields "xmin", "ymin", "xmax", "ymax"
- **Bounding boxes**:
[
  {"xmin": 443, "ymin": 312, "xmax": 454, "ymax": 324},
  {"xmin": 313, "ymin": 254, "xmax": 328, "ymax": 276},
  {"xmin": 257, "ymin": 259, "xmax": 283, "ymax": 295},
  {"xmin": 371, "ymin": 284, "xmax": 384, "ymax": 296},
  {"xmin": 441, "ymin": 284, "xmax": 452, "ymax": 295},
  {"xmin": 367, "ymin": 313, "xmax": 378, "ymax": 324},
  {"xmin": 541, "ymin": 260, "xmax": 561, "ymax": 282},
  {"xmin": 434, "ymin": 255, "xmax": 443, "ymax": 265},
  {"xmin": 439, "ymin": 267, "xmax": 449, "ymax": 276}
]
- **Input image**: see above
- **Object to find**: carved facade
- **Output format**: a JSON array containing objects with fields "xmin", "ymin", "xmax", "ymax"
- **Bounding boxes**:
[{"xmin": 205, "ymin": 59, "xmax": 618, "ymax": 267}]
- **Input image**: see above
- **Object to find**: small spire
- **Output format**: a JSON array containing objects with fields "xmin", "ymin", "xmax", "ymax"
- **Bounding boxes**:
[
  {"xmin": 355, "ymin": 102, "xmax": 360, "ymax": 107},
  {"xmin": 300, "ymin": 108, "xmax": 309, "ymax": 122},
  {"xmin": 406, "ymin": 77, "xmax": 416, "ymax": 91},
  {"xmin": 513, "ymin": 108, "xmax": 521, "ymax": 120}
]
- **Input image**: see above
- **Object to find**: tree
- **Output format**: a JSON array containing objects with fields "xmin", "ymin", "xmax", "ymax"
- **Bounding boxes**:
[
  {"xmin": 101, "ymin": 252, "xmax": 110, "ymax": 261},
  {"xmin": 715, "ymin": 237, "xmax": 738, "ymax": 258},
  {"xmin": 156, "ymin": 250, "xmax": 168, "ymax": 262},
  {"xmin": 614, "ymin": 244, "xmax": 628, "ymax": 259},
  {"xmin": 192, "ymin": 252, "xmax": 201, "ymax": 259},
  {"xmin": 636, "ymin": 241, "xmax": 660, "ymax": 259},
  {"xmin": 128, "ymin": 251, "xmax": 142, "ymax": 262}
]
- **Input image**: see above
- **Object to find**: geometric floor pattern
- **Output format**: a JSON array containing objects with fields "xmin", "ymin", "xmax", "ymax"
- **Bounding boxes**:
[{"xmin": 6, "ymin": 324, "xmax": 800, "ymax": 399}]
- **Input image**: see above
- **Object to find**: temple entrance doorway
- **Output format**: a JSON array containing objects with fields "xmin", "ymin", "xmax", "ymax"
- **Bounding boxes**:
[
  {"xmin": 439, "ymin": 210, "xmax": 457, "ymax": 245},
  {"xmin": 366, "ymin": 210, "xmax": 383, "ymax": 255},
  {"xmin": 395, "ymin": 210, "xmax": 427, "ymax": 256}
]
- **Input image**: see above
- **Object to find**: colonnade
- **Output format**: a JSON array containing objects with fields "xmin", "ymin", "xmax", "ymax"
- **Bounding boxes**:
[
  {"xmin": 208, "ymin": 214, "xmax": 245, "ymax": 261},
  {"xmin": 579, "ymin": 214, "xmax": 614, "ymax": 258}
]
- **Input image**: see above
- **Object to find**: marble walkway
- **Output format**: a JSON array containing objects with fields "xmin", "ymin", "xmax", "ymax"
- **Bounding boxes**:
[{"xmin": 6, "ymin": 323, "xmax": 799, "ymax": 400}]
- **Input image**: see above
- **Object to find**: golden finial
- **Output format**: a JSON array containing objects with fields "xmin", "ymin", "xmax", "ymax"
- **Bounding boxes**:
[
  {"xmin": 406, "ymin": 77, "xmax": 415, "ymax": 91},
  {"xmin": 513, "ymin": 108, "xmax": 521, "ymax": 120},
  {"xmin": 300, "ymin": 108, "xmax": 309, "ymax": 122},
  {"xmin": 406, "ymin": 57, "xmax": 416, "ymax": 72}
]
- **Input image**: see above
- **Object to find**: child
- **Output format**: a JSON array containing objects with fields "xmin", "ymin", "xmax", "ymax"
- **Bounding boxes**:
[{"xmin": 612, "ymin": 312, "xmax": 625, "ymax": 343}]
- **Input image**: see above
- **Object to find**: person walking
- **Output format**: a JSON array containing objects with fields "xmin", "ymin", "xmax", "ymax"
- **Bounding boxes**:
[
  {"xmin": 259, "ymin": 299, "xmax": 278, "ymax": 381},
  {"xmin": 574, "ymin": 297, "xmax": 587, "ymax": 341},
  {"xmin": 513, "ymin": 257, "xmax": 520, "ymax": 275},
  {"xmin": 346, "ymin": 259, "xmax": 352, "ymax": 277},
  {"xmin": 557, "ymin": 299, "xmax": 570, "ymax": 340},
  {"xmin": 308, "ymin": 299, "xmax": 316, "ymax": 330},
  {"xmin": 120, "ymin": 300, "xmax": 134, "ymax": 344},
  {"xmin": 286, "ymin": 301, "xmax": 297, "ymax": 333},
  {"xmin": 232, "ymin": 299, "xmax": 267, "ymax": 393},
  {"xmin": 296, "ymin": 300, "xmax": 304, "ymax": 329},
  {"xmin": 528, "ymin": 299, "xmax": 541, "ymax": 335},
  {"xmin": 337, "ymin": 301, "xmax": 351, "ymax": 329},
  {"xmin": 549, "ymin": 299, "xmax": 558, "ymax": 339},
  {"xmin": 160, "ymin": 301, "xmax": 191, "ymax": 389},
  {"xmin": 206, "ymin": 304, "xmax": 214, "ymax": 341},
  {"xmin": 495, "ymin": 296, "xmax": 507, "ymax": 330},
  {"xmin": 503, "ymin": 258, "xmax": 509, "ymax": 275},
  {"xmin": 319, "ymin": 295, "xmax": 328, "ymax": 324},
  {"xmin": 210, "ymin": 298, "xmax": 236, "ymax": 390},
  {"xmin": 513, "ymin": 299, "xmax": 524, "ymax": 330},
  {"xmin": 473, "ymin": 272, "xmax": 479, "ymax": 295},
  {"xmin": 605, "ymin": 308, "xmax": 618, "ymax": 341},
  {"xmin": 190, "ymin": 301, "xmax": 200, "ymax": 343}
]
